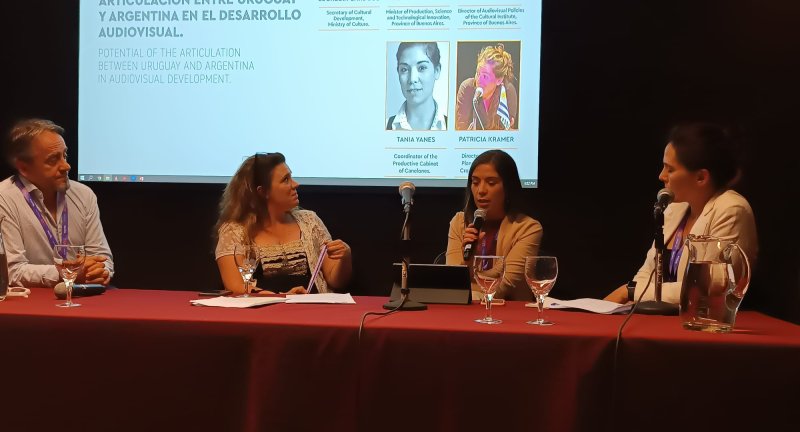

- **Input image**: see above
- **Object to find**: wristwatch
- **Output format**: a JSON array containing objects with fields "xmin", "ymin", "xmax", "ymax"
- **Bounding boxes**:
[{"xmin": 626, "ymin": 281, "xmax": 637, "ymax": 302}]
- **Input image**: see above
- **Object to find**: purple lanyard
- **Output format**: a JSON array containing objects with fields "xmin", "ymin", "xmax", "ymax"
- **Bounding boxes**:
[
  {"xmin": 668, "ymin": 215, "xmax": 688, "ymax": 279},
  {"xmin": 479, "ymin": 230, "xmax": 499, "ymax": 255},
  {"xmin": 478, "ymin": 228, "xmax": 500, "ymax": 270},
  {"xmin": 14, "ymin": 177, "xmax": 69, "ymax": 255}
]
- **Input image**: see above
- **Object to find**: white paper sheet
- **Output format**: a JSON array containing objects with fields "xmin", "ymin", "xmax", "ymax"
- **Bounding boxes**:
[
  {"xmin": 190, "ymin": 296, "xmax": 287, "ymax": 308},
  {"xmin": 526, "ymin": 297, "xmax": 632, "ymax": 314},
  {"xmin": 285, "ymin": 293, "xmax": 356, "ymax": 304}
]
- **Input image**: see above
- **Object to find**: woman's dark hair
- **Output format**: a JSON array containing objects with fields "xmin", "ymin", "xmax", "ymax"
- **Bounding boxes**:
[
  {"xmin": 463, "ymin": 149, "xmax": 523, "ymax": 226},
  {"xmin": 668, "ymin": 122, "xmax": 741, "ymax": 190},
  {"xmin": 216, "ymin": 152, "xmax": 287, "ymax": 241},
  {"xmin": 396, "ymin": 42, "xmax": 441, "ymax": 70}
]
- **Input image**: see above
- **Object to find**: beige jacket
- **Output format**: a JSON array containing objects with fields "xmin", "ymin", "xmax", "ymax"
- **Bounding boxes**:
[
  {"xmin": 446, "ymin": 211, "xmax": 543, "ymax": 300},
  {"xmin": 632, "ymin": 189, "xmax": 758, "ymax": 303}
]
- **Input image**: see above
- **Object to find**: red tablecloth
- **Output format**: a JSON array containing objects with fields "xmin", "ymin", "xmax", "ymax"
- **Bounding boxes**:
[{"xmin": 1, "ymin": 288, "xmax": 798, "ymax": 432}]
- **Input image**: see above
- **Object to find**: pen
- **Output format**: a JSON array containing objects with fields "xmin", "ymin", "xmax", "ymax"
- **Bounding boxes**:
[{"xmin": 306, "ymin": 244, "xmax": 328, "ymax": 294}]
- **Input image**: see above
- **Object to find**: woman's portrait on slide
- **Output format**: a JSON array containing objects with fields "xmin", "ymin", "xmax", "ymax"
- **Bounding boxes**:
[
  {"xmin": 386, "ymin": 41, "xmax": 450, "ymax": 131},
  {"xmin": 455, "ymin": 41, "xmax": 520, "ymax": 131}
]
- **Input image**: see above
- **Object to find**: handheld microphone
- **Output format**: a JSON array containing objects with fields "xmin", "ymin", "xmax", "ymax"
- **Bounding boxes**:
[
  {"xmin": 473, "ymin": 87, "xmax": 484, "ymax": 103},
  {"xmin": 655, "ymin": 188, "xmax": 674, "ymax": 211},
  {"xmin": 399, "ymin": 181, "xmax": 415, "ymax": 213},
  {"xmin": 54, "ymin": 283, "xmax": 106, "ymax": 300},
  {"xmin": 463, "ymin": 208, "xmax": 487, "ymax": 261}
]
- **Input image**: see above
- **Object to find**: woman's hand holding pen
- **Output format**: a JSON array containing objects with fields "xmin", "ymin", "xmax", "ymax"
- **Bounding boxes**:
[{"xmin": 324, "ymin": 240, "xmax": 351, "ymax": 260}]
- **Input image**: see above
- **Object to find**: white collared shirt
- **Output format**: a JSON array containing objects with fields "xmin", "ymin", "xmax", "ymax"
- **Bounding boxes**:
[
  {"xmin": 0, "ymin": 175, "xmax": 114, "ymax": 287},
  {"xmin": 390, "ymin": 100, "xmax": 447, "ymax": 131}
]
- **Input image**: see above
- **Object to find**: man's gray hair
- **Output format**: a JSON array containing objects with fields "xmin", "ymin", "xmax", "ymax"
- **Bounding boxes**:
[{"xmin": 6, "ymin": 118, "xmax": 65, "ymax": 166}]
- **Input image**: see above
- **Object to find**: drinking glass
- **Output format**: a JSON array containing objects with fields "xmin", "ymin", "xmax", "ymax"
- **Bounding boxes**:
[
  {"xmin": 53, "ymin": 245, "xmax": 86, "ymax": 308},
  {"xmin": 473, "ymin": 255, "xmax": 505, "ymax": 324},
  {"xmin": 524, "ymin": 256, "xmax": 558, "ymax": 325},
  {"xmin": 234, "ymin": 243, "xmax": 259, "ymax": 297}
]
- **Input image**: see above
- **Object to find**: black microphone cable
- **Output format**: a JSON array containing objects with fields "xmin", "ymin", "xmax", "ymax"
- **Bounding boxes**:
[
  {"xmin": 399, "ymin": 211, "xmax": 410, "ymax": 238},
  {"xmin": 358, "ymin": 288, "xmax": 407, "ymax": 344},
  {"xmin": 608, "ymin": 268, "xmax": 655, "ymax": 428},
  {"xmin": 358, "ymin": 257, "xmax": 411, "ymax": 343},
  {"xmin": 359, "ymin": 210, "xmax": 413, "ymax": 344}
]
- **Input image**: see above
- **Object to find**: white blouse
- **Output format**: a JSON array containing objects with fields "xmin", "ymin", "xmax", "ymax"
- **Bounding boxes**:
[{"xmin": 216, "ymin": 209, "xmax": 333, "ymax": 293}]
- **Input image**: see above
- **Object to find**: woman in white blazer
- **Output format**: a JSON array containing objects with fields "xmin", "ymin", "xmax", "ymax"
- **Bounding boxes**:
[{"xmin": 605, "ymin": 123, "xmax": 757, "ymax": 304}]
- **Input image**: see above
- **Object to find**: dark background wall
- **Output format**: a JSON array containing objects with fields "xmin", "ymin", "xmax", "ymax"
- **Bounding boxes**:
[{"xmin": 3, "ymin": 1, "xmax": 798, "ymax": 322}]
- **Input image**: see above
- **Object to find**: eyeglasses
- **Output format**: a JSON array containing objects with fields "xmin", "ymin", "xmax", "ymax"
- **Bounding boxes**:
[{"xmin": 251, "ymin": 152, "xmax": 281, "ymax": 193}]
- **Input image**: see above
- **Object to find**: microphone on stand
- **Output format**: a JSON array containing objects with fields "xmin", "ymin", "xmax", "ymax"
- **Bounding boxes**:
[
  {"xmin": 399, "ymin": 181, "xmax": 415, "ymax": 213},
  {"xmin": 463, "ymin": 208, "xmax": 487, "ymax": 261},
  {"xmin": 473, "ymin": 87, "xmax": 484, "ymax": 103},
  {"xmin": 652, "ymin": 188, "xmax": 674, "ymax": 252},
  {"xmin": 471, "ymin": 87, "xmax": 485, "ymax": 130},
  {"xmin": 655, "ymin": 187, "xmax": 674, "ymax": 212},
  {"xmin": 383, "ymin": 182, "xmax": 427, "ymax": 311},
  {"xmin": 635, "ymin": 187, "xmax": 679, "ymax": 316}
]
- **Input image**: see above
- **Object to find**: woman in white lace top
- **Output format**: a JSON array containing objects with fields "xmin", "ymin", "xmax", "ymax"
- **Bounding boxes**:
[{"xmin": 215, "ymin": 153, "xmax": 352, "ymax": 294}]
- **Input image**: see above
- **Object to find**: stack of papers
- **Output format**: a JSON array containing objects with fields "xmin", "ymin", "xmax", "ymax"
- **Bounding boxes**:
[
  {"xmin": 190, "ymin": 293, "xmax": 356, "ymax": 308},
  {"xmin": 526, "ymin": 297, "xmax": 632, "ymax": 315},
  {"xmin": 190, "ymin": 296, "xmax": 287, "ymax": 308},
  {"xmin": 285, "ymin": 293, "xmax": 356, "ymax": 304}
]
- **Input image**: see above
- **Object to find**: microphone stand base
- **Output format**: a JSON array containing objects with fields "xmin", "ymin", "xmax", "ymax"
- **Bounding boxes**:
[
  {"xmin": 383, "ymin": 298, "xmax": 428, "ymax": 311},
  {"xmin": 634, "ymin": 300, "xmax": 679, "ymax": 316}
]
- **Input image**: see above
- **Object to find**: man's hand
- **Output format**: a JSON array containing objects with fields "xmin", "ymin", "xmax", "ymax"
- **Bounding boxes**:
[{"xmin": 78, "ymin": 256, "xmax": 111, "ymax": 285}]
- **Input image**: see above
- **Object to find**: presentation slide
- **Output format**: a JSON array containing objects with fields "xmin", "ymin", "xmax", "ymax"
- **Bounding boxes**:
[{"xmin": 78, "ymin": 0, "xmax": 541, "ymax": 187}]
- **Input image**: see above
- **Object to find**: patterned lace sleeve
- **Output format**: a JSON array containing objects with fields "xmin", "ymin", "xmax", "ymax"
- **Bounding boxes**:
[
  {"xmin": 293, "ymin": 210, "xmax": 332, "ymax": 251},
  {"xmin": 311, "ymin": 212, "xmax": 333, "ymax": 245},
  {"xmin": 215, "ymin": 222, "xmax": 245, "ymax": 259}
]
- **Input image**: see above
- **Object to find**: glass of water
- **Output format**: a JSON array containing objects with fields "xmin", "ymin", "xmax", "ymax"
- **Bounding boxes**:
[
  {"xmin": 524, "ymin": 256, "xmax": 558, "ymax": 326},
  {"xmin": 473, "ymin": 255, "xmax": 505, "ymax": 324},
  {"xmin": 54, "ymin": 244, "xmax": 86, "ymax": 308},
  {"xmin": 234, "ymin": 243, "xmax": 259, "ymax": 297}
]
